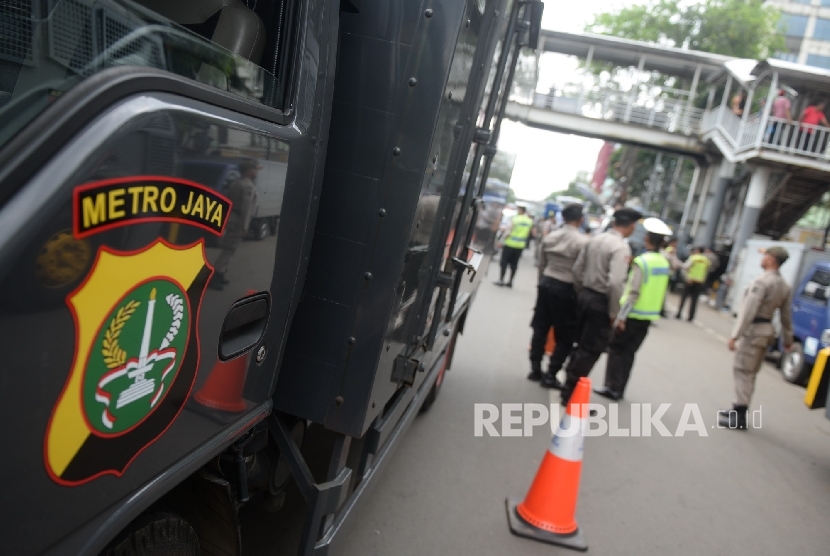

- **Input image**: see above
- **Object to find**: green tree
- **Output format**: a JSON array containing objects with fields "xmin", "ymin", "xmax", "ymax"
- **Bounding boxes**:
[
  {"xmin": 587, "ymin": 0, "xmax": 783, "ymax": 59},
  {"xmin": 547, "ymin": 170, "xmax": 590, "ymax": 200},
  {"xmin": 584, "ymin": 0, "xmax": 784, "ymax": 222}
]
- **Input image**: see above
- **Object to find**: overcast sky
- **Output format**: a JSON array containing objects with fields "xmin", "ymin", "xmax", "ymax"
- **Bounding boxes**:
[{"xmin": 499, "ymin": 0, "xmax": 639, "ymax": 201}]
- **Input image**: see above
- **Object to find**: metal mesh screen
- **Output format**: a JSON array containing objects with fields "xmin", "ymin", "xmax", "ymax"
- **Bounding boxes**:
[
  {"xmin": 48, "ymin": 0, "xmax": 94, "ymax": 72},
  {"xmin": 1, "ymin": 0, "xmax": 35, "ymax": 64},
  {"xmin": 101, "ymin": 9, "xmax": 164, "ymax": 69}
]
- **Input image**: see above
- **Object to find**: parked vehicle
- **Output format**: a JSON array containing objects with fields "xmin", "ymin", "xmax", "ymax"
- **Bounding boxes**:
[
  {"xmin": 785, "ymin": 260, "xmax": 830, "ymax": 384},
  {"xmin": 0, "ymin": 0, "xmax": 542, "ymax": 554}
]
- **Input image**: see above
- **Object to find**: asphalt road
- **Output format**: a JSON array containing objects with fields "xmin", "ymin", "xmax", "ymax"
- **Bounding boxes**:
[{"xmin": 333, "ymin": 249, "xmax": 830, "ymax": 556}]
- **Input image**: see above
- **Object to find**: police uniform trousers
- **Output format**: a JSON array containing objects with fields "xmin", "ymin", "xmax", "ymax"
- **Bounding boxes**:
[
  {"xmin": 530, "ymin": 277, "xmax": 578, "ymax": 372},
  {"xmin": 500, "ymin": 246, "xmax": 523, "ymax": 274},
  {"xmin": 676, "ymin": 280, "xmax": 704, "ymax": 320},
  {"xmin": 733, "ymin": 322, "xmax": 774, "ymax": 406},
  {"xmin": 214, "ymin": 223, "xmax": 245, "ymax": 275},
  {"xmin": 604, "ymin": 318, "xmax": 651, "ymax": 396},
  {"xmin": 562, "ymin": 288, "xmax": 612, "ymax": 403}
]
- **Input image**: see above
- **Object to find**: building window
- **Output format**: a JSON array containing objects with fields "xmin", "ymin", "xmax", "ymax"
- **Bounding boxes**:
[
  {"xmin": 806, "ymin": 53, "xmax": 830, "ymax": 69},
  {"xmin": 815, "ymin": 18, "xmax": 830, "ymax": 40},
  {"xmin": 822, "ymin": 0, "xmax": 830, "ymax": 7},
  {"xmin": 780, "ymin": 14, "xmax": 810, "ymax": 37},
  {"xmin": 774, "ymin": 51, "xmax": 800, "ymax": 63}
]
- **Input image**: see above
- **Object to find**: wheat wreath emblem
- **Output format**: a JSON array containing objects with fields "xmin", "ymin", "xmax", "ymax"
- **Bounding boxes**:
[{"xmin": 102, "ymin": 300, "xmax": 140, "ymax": 369}]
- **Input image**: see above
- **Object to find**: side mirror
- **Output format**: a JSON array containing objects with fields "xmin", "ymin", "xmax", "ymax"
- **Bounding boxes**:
[{"xmin": 525, "ymin": 1, "xmax": 544, "ymax": 50}]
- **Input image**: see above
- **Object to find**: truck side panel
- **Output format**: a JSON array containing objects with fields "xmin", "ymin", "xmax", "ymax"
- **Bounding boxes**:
[
  {"xmin": 274, "ymin": 0, "xmax": 497, "ymax": 437},
  {"xmin": 0, "ymin": 0, "xmax": 341, "ymax": 552}
]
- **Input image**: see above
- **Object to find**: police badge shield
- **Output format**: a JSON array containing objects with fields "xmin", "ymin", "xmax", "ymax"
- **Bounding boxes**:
[{"xmin": 45, "ymin": 240, "xmax": 211, "ymax": 485}]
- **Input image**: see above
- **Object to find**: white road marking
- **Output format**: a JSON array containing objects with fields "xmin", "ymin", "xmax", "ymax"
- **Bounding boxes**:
[{"xmin": 664, "ymin": 302, "xmax": 728, "ymax": 345}]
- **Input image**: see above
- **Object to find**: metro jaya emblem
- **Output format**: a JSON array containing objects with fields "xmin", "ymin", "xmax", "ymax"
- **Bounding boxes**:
[
  {"xmin": 45, "ymin": 240, "xmax": 211, "ymax": 485},
  {"xmin": 87, "ymin": 280, "xmax": 189, "ymax": 434}
]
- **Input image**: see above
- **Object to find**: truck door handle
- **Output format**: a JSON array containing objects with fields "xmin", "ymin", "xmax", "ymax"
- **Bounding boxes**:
[{"xmin": 219, "ymin": 294, "xmax": 269, "ymax": 360}]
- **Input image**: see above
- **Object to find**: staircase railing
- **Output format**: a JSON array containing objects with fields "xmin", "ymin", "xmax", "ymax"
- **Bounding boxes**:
[
  {"xmin": 761, "ymin": 117, "xmax": 830, "ymax": 161},
  {"xmin": 701, "ymin": 109, "xmax": 830, "ymax": 163}
]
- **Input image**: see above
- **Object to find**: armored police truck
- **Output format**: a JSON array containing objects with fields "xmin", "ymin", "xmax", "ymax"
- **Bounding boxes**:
[{"xmin": 0, "ymin": 0, "xmax": 543, "ymax": 554}]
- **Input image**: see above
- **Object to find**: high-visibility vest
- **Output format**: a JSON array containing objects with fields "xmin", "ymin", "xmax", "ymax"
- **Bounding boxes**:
[
  {"xmin": 620, "ymin": 251, "xmax": 671, "ymax": 321},
  {"xmin": 686, "ymin": 253, "xmax": 710, "ymax": 283},
  {"xmin": 503, "ymin": 214, "xmax": 533, "ymax": 249}
]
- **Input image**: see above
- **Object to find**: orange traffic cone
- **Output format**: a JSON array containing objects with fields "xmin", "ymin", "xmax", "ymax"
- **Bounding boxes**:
[
  {"xmin": 526, "ymin": 328, "xmax": 556, "ymax": 355},
  {"xmin": 544, "ymin": 328, "xmax": 556, "ymax": 356},
  {"xmin": 506, "ymin": 376, "xmax": 591, "ymax": 551},
  {"xmin": 194, "ymin": 354, "xmax": 250, "ymax": 412}
]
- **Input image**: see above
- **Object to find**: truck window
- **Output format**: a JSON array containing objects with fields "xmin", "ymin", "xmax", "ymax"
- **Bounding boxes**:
[
  {"xmin": 802, "ymin": 269, "xmax": 830, "ymax": 302},
  {"xmin": 0, "ymin": 0, "xmax": 296, "ymax": 155}
]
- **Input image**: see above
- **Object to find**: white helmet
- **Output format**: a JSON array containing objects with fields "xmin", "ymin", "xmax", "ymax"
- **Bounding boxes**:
[{"xmin": 642, "ymin": 217, "xmax": 672, "ymax": 236}]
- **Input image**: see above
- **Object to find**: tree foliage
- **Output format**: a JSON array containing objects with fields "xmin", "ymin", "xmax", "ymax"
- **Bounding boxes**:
[
  {"xmin": 587, "ymin": 0, "xmax": 783, "ymax": 59},
  {"xmin": 584, "ymin": 0, "xmax": 784, "ymax": 224},
  {"xmin": 547, "ymin": 170, "xmax": 590, "ymax": 200}
]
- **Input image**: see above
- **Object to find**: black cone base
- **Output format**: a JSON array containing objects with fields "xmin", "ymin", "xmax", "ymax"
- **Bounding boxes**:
[{"xmin": 506, "ymin": 498, "xmax": 588, "ymax": 552}]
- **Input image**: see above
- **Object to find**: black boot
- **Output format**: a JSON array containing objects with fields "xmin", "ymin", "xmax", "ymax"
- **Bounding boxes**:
[
  {"xmin": 527, "ymin": 361, "xmax": 543, "ymax": 381},
  {"xmin": 208, "ymin": 272, "xmax": 228, "ymax": 291},
  {"xmin": 540, "ymin": 371, "xmax": 562, "ymax": 389},
  {"xmin": 718, "ymin": 405, "xmax": 748, "ymax": 430},
  {"xmin": 593, "ymin": 386, "xmax": 621, "ymax": 401}
]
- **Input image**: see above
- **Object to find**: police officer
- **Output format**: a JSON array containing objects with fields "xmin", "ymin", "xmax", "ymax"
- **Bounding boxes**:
[
  {"xmin": 675, "ymin": 246, "xmax": 710, "ymax": 321},
  {"xmin": 594, "ymin": 218, "xmax": 672, "ymax": 401},
  {"xmin": 496, "ymin": 204, "xmax": 533, "ymax": 287},
  {"xmin": 719, "ymin": 246, "xmax": 793, "ymax": 430},
  {"xmin": 560, "ymin": 207, "xmax": 641, "ymax": 406},
  {"xmin": 528, "ymin": 203, "xmax": 589, "ymax": 387},
  {"xmin": 211, "ymin": 158, "xmax": 260, "ymax": 290}
]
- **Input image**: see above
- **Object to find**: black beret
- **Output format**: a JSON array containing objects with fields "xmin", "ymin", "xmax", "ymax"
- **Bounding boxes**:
[{"xmin": 613, "ymin": 207, "xmax": 642, "ymax": 225}]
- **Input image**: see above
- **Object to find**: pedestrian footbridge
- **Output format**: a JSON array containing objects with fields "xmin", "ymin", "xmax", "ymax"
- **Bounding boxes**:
[{"xmin": 506, "ymin": 30, "xmax": 830, "ymax": 257}]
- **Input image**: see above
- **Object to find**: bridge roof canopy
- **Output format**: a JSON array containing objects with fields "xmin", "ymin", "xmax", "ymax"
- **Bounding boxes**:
[
  {"xmin": 710, "ymin": 58, "xmax": 830, "ymax": 96},
  {"xmin": 540, "ymin": 30, "xmax": 733, "ymax": 80}
]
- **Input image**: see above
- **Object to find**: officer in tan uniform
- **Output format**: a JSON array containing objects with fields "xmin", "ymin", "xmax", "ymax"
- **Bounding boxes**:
[
  {"xmin": 560, "ymin": 207, "xmax": 641, "ymax": 406},
  {"xmin": 719, "ymin": 246, "xmax": 793, "ymax": 429},
  {"xmin": 211, "ymin": 158, "xmax": 260, "ymax": 290},
  {"xmin": 529, "ymin": 203, "xmax": 589, "ymax": 388}
]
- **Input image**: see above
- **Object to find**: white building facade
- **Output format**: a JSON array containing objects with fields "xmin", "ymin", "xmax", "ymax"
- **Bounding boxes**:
[{"xmin": 769, "ymin": 0, "xmax": 830, "ymax": 69}]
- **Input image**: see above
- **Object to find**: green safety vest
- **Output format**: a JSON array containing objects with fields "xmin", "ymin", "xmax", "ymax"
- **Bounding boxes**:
[
  {"xmin": 620, "ymin": 251, "xmax": 671, "ymax": 321},
  {"xmin": 503, "ymin": 214, "xmax": 533, "ymax": 249},
  {"xmin": 686, "ymin": 253, "xmax": 710, "ymax": 283}
]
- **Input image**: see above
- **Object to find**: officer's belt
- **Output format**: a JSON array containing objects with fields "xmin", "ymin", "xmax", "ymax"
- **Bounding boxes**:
[
  {"xmin": 583, "ymin": 287, "xmax": 608, "ymax": 298},
  {"xmin": 752, "ymin": 317, "xmax": 772, "ymax": 324},
  {"xmin": 543, "ymin": 276, "xmax": 575, "ymax": 288}
]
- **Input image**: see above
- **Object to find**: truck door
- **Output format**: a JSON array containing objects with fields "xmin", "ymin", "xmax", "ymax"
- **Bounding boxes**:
[
  {"xmin": 0, "ymin": 0, "xmax": 339, "ymax": 553},
  {"xmin": 401, "ymin": 0, "xmax": 499, "ymax": 352}
]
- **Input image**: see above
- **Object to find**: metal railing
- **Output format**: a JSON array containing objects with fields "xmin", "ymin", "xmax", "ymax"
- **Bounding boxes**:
[
  {"xmin": 763, "ymin": 117, "xmax": 830, "ymax": 160},
  {"xmin": 701, "ymin": 109, "xmax": 830, "ymax": 162},
  {"xmin": 529, "ymin": 89, "xmax": 703, "ymax": 135}
]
